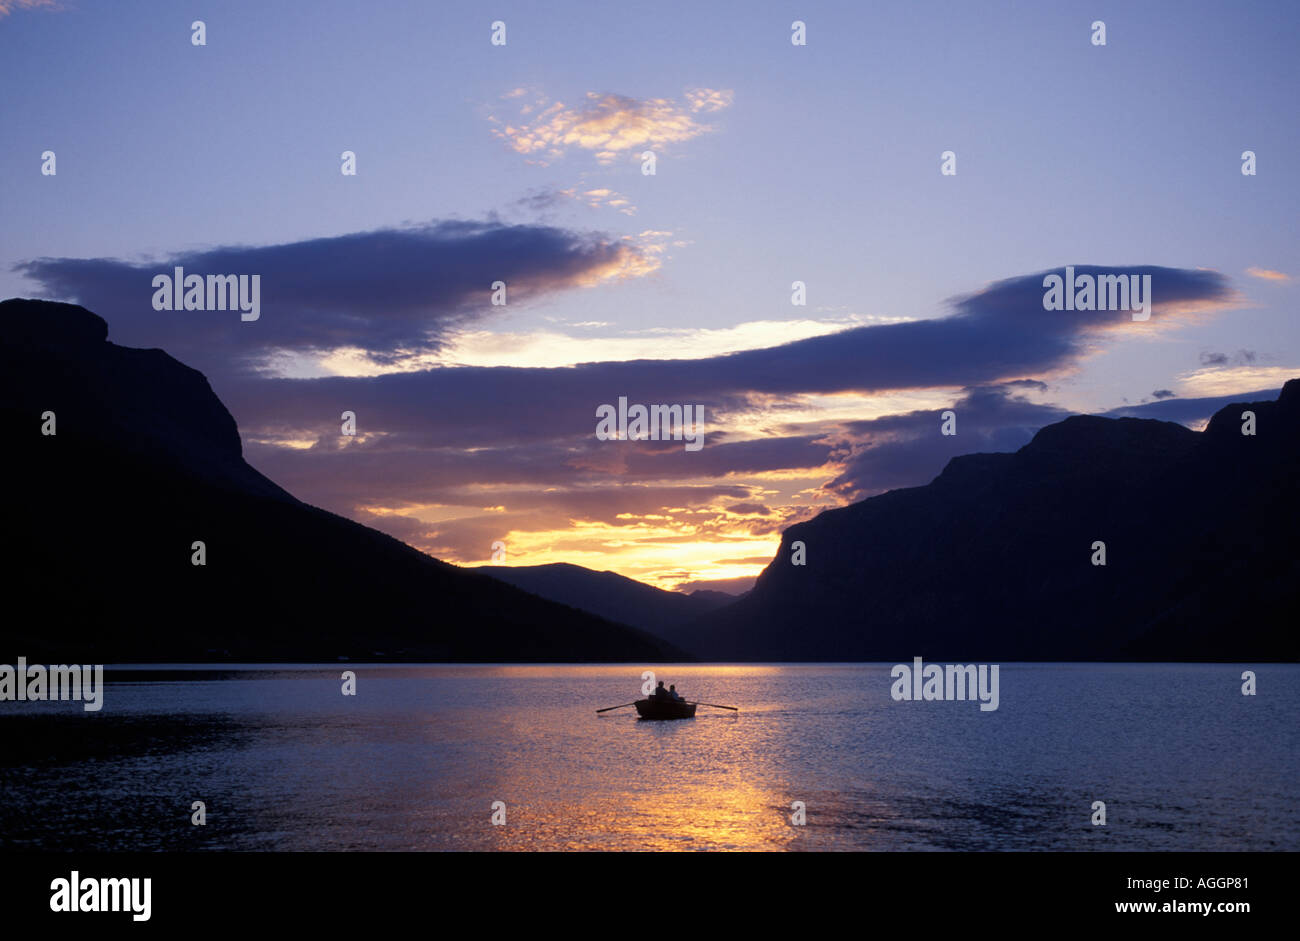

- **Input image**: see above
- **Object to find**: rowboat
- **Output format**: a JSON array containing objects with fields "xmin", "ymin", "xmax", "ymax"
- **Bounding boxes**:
[
  {"xmin": 596, "ymin": 696, "xmax": 734, "ymax": 718},
  {"xmin": 634, "ymin": 698, "xmax": 697, "ymax": 720}
]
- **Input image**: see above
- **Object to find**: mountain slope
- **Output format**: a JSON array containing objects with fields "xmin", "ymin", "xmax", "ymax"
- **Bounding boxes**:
[
  {"xmin": 0, "ymin": 299, "xmax": 682, "ymax": 662},
  {"xmin": 475, "ymin": 563, "xmax": 734, "ymax": 651},
  {"xmin": 694, "ymin": 385, "xmax": 1300, "ymax": 661}
]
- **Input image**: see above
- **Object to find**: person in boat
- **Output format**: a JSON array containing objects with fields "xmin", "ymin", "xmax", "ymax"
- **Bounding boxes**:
[
  {"xmin": 653, "ymin": 681, "xmax": 669, "ymax": 701},
  {"xmin": 669, "ymin": 684, "xmax": 684, "ymax": 702}
]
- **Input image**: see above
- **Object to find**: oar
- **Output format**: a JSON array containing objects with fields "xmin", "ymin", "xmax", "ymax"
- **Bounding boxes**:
[
  {"xmin": 596, "ymin": 701, "xmax": 639, "ymax": 714},
  {"xmin": 689, "ymin": 702, "xmax": 738, "ymax": 711}
]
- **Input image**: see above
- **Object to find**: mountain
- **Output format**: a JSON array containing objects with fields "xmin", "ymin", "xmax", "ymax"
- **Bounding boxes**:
[
  {"xmin": 0, "ymin": 299, "xmax": 682, "ymax": 662},
  {"xmin": 474, "ymin": 563, "xmax": 734, "ymax": 651},
  {"xmin": 695, "ymin": 385, "xmax": 1300, "ymax": 661}
]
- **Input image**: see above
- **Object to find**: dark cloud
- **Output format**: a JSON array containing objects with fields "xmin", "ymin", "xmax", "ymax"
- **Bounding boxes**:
[
  {"xmin": 1101, "ymin": 388, "xmax": 1280, "ymax": 423},
  {"xmin": 244, "ymin": 434, "xmax": 757, "ymax": 512},
  {"xmin": 622, "ymin": 434, "xmax": 834, "ymax": 478},
  {"xmin": 1199, "ymin": 349, "xmax": 1257, "ymax": 367},
  {"xmin": 1152, "ymin": 389, "xmax": 1176, "ymax": 399},
  {"xmin": 206, "ymin": 265, "xmax": 1232, "ymax": 458},
  {"xmin": 20, "ymin": 250, "xmax": 1232, "ymax": 411},
  {"xmin": 513, "ymin": 188, "xmax": 570, "ymax": 214},
  {"xmin": 825, "ymin": 381, "xmax": 1071, "ymax": 501},
  {"xmin": 16, "ymin": 220, "xmax": 650, "ymax": 371}
]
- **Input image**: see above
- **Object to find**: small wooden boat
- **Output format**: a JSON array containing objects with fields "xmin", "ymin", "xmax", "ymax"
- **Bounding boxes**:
[{"xmin": 634, "ymin": 698, "xmax": 697, "ymax": 720}]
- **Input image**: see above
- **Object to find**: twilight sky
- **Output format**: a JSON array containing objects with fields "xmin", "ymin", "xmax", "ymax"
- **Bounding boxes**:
[{"xmin": 3, "ymin": 0, "xmax": 1297, "ymax": 591}]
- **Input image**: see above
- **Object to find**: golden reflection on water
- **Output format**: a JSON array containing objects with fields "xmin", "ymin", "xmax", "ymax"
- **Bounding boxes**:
[
  {"xmin": 484, "ymin": 780, "xmax": 801, "ymax": 851},
  {"xmin": 463, "ymin": 670, "xmax": 804, "ymax": 850}
]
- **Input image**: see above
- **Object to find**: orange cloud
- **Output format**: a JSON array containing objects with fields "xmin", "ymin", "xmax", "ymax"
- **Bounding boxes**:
[
  {"xmin": 491, "ymin": 89, "xmax": 732, "ymax": 165},
  {"xmin": 555, "ymin": 186, "xmax": 638, "ymax": 215},
  {"xmin": 685, "ymin": 88, "xmax": 735, "ymax": 112},
  {"xmin": 1246, "ymin": 266, "xmax": 1291, "ymax": 282}
]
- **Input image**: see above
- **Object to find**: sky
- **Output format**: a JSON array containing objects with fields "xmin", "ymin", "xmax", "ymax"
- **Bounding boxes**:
[{"xmin": 2, "ymin": 0, "xmax": 1297, "ymax": 592}]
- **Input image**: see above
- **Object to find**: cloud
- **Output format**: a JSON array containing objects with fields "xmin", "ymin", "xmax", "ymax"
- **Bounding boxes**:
[
  {"xmin": 1246, "ymin": 266, "xmax": 1291, "ymax": 282},
  {"xmin": 0, "ymin": 0, "xmax": 57, "ymax": 18},
  {"xmin": 199, "ymin": 263, "xmax": 1234, "ymax": 459},
  {"xmin": 17, "ymin": 220, "xmax": 661, "ymax": 373},
  {"xmin": 21, "ymin": 254, "xmax": 1231, "ymax": 397},
  {"xmin": 435, "ymin": 314, "xmax": 872, "ymax": 369},
  {"xmin": 335, "ymin": 477, "xmax": 782, "ymax": 563},
  {"xmin": 512, "ymin": 188, "xmax": 571, "ymax": 213},
  {"xmin": 1101, "ymin": 388, "xmax": 1281, "ymax": 423},
  {"xmin": 823, "ymin": 381, "xmax": 1069, "ymax": 501},
  {"xmin": 950, "ymin": 265, "xmax": 1233, "ymax": 322},
  {"xmin": 1151, "ymin": 389, "xmax": 1176, "ymax": 399},
  {"xmin": 513, "ymin": 185, "xmax": 637, "ymax": 217},
  {"xmin": 490, "ymin": 90, "xmax": 729, "ymax": 165},
  {"xmin": 580, "ymin": 188, "xmax": 636, "ymax": 214},
  {"xmin": 1200, "ymin": 349, "xmax": 1256, "ymax": 368},
  {"xmin": 620, "ymin": 434, "xmax": 836, "ymax": 480},
  {"xmin": 1177, "ymin": 366, "xmax": 1297, "ymax": 397},
  {"xmin": 685, "ymin": 88, "xmax": 735, "ymax": 112}
]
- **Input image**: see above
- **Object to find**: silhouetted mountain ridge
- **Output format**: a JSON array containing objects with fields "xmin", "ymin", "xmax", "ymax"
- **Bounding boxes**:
[
  {"xmin": 474, "ymin": 562, "xmax": 734, "ymax": 649},
  {"xmin": 695, "ymin": 384, "xmax": 1299, "ymax": 661},
  {"xmin": 1, "ymin": 298, "xmax": 682, "ymax": 662}
]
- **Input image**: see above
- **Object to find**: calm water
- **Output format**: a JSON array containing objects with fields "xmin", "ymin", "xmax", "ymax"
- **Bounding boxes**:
[{"xmin": 1, "ymin": 663, "xmax": 1295, "ymax": 851}]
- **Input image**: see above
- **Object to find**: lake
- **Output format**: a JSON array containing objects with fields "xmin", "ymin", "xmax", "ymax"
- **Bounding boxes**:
[{"xmin": 1, "ymin": 663, "xmax": 1295, "ymax": 851}]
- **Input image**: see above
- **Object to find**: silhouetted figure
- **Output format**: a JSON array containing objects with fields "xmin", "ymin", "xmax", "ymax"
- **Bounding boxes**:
[
  {"xmin": 654, "ymin": 681, "xmax": 669, "ymax": 701},
  {"xmin": 669, "ymin": 684, "xmax": 684, "ymax": 702}
]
